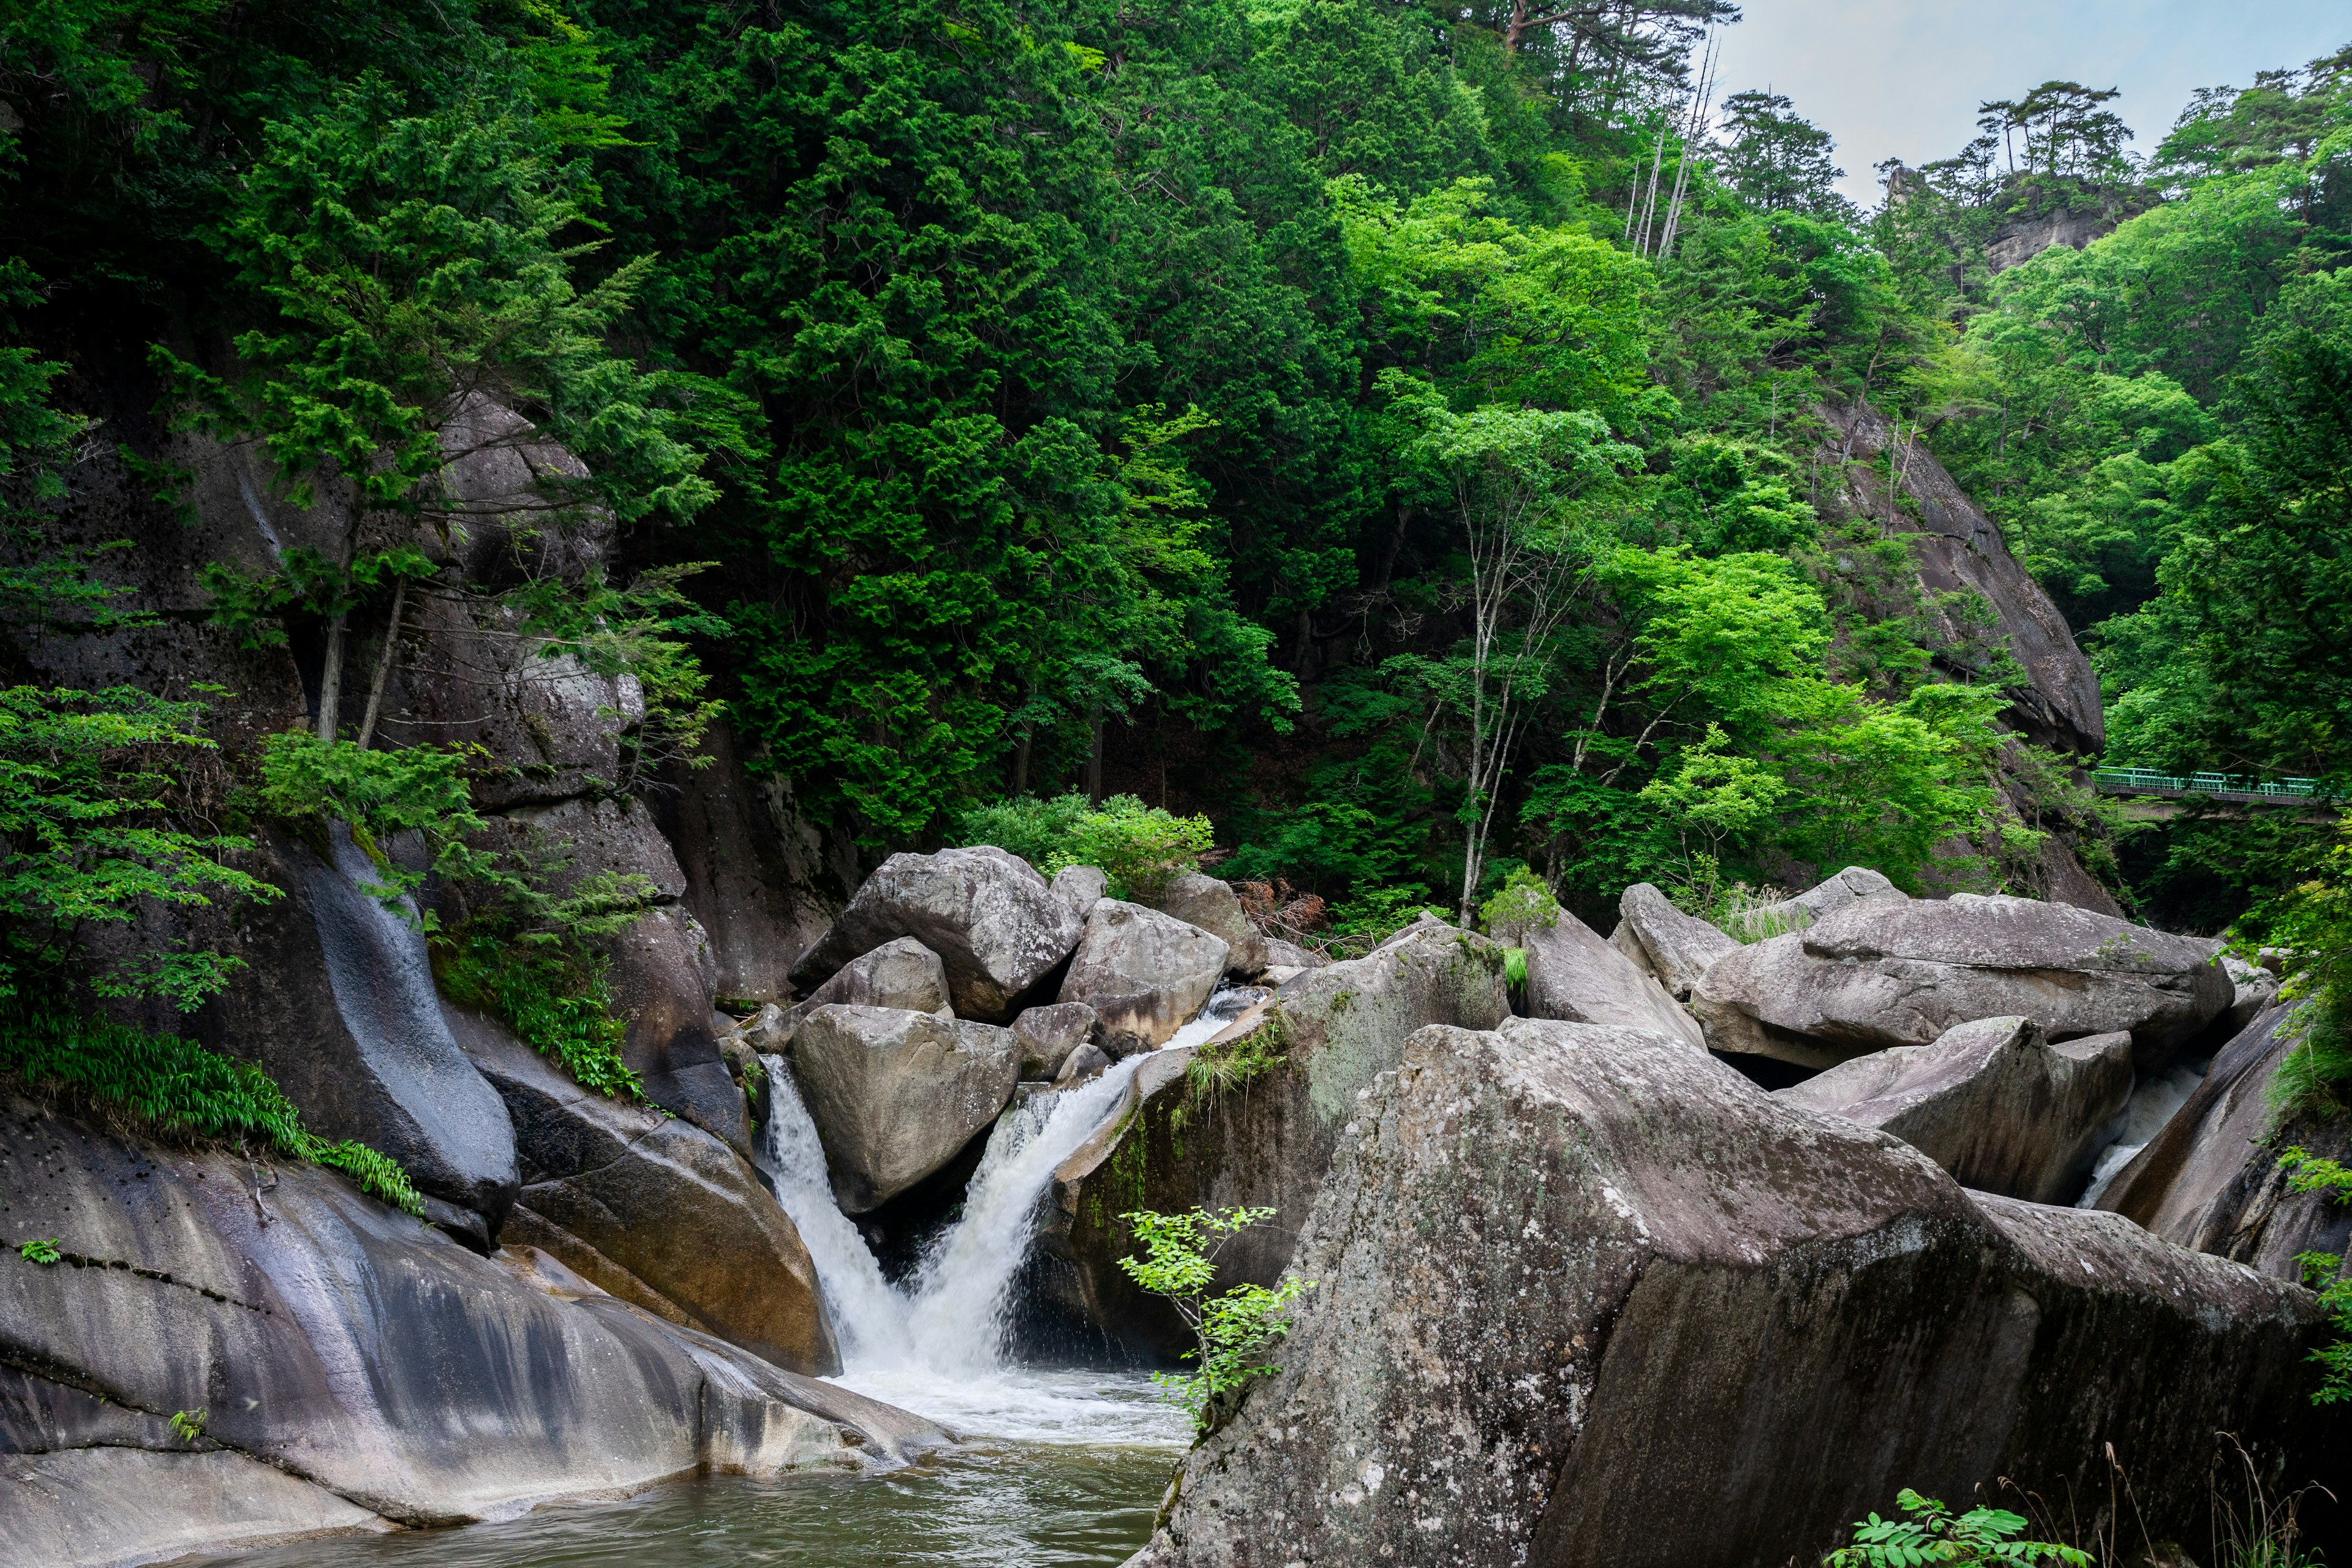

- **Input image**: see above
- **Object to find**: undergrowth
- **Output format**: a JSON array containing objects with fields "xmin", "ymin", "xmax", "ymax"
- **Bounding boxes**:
[
  {"xmin": 0, "ymin": 1003, "xmax": 423, "ymax": 1215},
  {"xmin": 432, "ymin": 931, "xmax": 644, "ymax": 1100},
  {"xmin": 1186, "ymin": 1011, "xmax": 1287, "ymax": 1102}
]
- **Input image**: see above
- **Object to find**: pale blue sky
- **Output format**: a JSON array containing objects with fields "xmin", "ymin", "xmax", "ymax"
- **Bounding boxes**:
[{"xmin": 1706, "ymin": 1, "xmax": 2351, "ymax": 203}]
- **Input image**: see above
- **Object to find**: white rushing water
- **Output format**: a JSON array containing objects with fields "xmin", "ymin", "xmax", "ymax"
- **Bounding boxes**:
[
  {"xmin": 2075, "ymin": 1059, "xmax": 2209, "ymax": 1209},
  {"xmin": 761, "ymin": 1047, "xmax": 1183, "ymax": 1447}
]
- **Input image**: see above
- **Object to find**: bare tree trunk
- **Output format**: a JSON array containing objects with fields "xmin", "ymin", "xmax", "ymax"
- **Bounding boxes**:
[
  {"xmin": 315, "ymin": 609, "xmax": 349, "ymax": 742},
  {"xmin": 1085, "ymin": 709, "xmax": 1104, "ymax": 805},
  {"xmin": 355, "ymin": 576, "xmax": 407, "ymax": 752},
  {"xmin": 1012, "ymin": 723, "xmax": 1033, "ymax": 796}
]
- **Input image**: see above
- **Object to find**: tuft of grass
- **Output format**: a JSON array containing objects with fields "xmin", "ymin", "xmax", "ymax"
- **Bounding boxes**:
[
  {"xmin": 432, "ymin": 932, "xmax": 643, "ymax": 1100},
  {"xmin": 0, "ymin": 1004, "xmax": 424, "ymax": 1215},
  {"xmin": 1186, "ymin": 1012, "xmax": 1287, "ymax": 1102},
  {"xmin": 2269, "ymin": 1005, "xmax": 2352, "ymax": 1125}
]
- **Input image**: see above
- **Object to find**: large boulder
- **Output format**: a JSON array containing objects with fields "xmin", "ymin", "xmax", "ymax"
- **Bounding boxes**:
[
  {"xmin": 1774, "ymin": 1017, "xmax": 2133, "ymax": 1203},
  {"xmin": 1051, "ymin": 864, "xmax": 1110, "ymax": 920},
  {"xmin": 1014, "ymin": 1001, "xmax": 1102, "ymax": 1080},
  {"xmin": 745, "ymin": 936, "xmax": 954, "ymax": 1055},
  {"xmin": 1125, "ymin": 1020, "xmax": 2337, "ymax": 1568},
  {"xmin": 0, "ymin": 1094, "xmax": 941, "ymax": 1568},
  {"xmin": 1146, "ymin": 872, "xmax": 1269, "ymax": 977},
  {"xmin": 1058, "ymin": 899, "xmax": 1229, "ymax": 1049},
  {"xmin": 791, "ymin": 846, "xmax": 1082, "ymax": 1022},
  {"xmin": 788, "ymin": 1005, "xmax": 1020, "ymax": 1213},
  {"xmin": 1693, "ymin": 893, "xmax": 2232, "ymax": 1071},
  {"xmin": 1046, "ymin": 919, "xmax": 1510, "ymax": 1357},
  {"xmin": 1726, "ymin": 864, "xmax": 1907, "ymax": 940},
  {"xmin": 1523, "ymin": 907, "xmax": 1705, "ymax": 1051},
  {"xmin": 1608, "ymin": 883, "xmax": 1739, "ymax": 1000},
  {"xmin": 448, "ymin": 1007, "xmax": 841, "ymax": 1375},
  {"xmin": 2098, "ymin": 1005, "xmax": 2352, "ymax": 1281},
  {"xmin": 209, "ymin": 825, "xmax": 519, "ymax": 1240}
]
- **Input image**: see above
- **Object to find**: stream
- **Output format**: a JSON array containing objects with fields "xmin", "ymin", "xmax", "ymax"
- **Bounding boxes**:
[{"xmin": 192, "ymin": 993, "xmax": 1280, "ymax": 1566}]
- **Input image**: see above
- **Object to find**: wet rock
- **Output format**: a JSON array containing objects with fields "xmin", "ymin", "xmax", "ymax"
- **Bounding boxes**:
[
  {"xmin": 602, "ymin": 903, "xmax": 752, "ymax": 1156},
  {"xmin": 1774, "ymin": 1017, "xmax": 2133, "ymax": 1202},
  {"xmin": 1052, "ymin": 1040, "xmax": 1112, "ymax": 1088},
  {"xmin": 1693, "ymin": 893, "xmax": 2231, "ymax": 1071},
  {"xmin": 0, "ymin": 1094, "xmax": 941, "ymax": 1568},
  {"xmin": 1057, "ymin": 900, "xmax": 1229, "ymax": 1048},
  {"xmin": 1726, "ymin": 864, "xmax": 1907, "ymax": 940},
  {"xmin": 2098, "ymin": 1006, "xmax": 2352, "ymax": 1281},
  {"xmin": 1126, "ymin": 1020, "xmax": 2333, "ymax": 1568},
  {"xmin": 1049, "ymin": 921, "xmax": 1509, "ymax": 1357},
  {"xmin": 1014, "ymin": 1001, "xmax": 1101, "ymax": 1080},
  {"xmin": 1145, "ymin": 873, "xmax": 1269, "ymax": 977},
  {"xmin": 792, "ymin": 847, "xmax": 1083, "ymax": 1022},
  {"xmin": 787, "ymin": 1005, "xmax": 1020, "ymax": 1213},
  {"xmin": 1522, "ymin": 907, "xmax": 1705, "ymax": 1051},
  {"xmin": 1608, "ymin": 883, "xmax": 1739, "ymax": 1000},
  {"xmin": 449, "ymin": 1006, "xmax": 840, "ymax": 1374}
]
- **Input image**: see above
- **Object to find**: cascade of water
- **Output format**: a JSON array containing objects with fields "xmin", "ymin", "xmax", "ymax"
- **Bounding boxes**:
[
  {"xmin": 1161, "ymin": 984, "xmax": 1268, "ymax": 1052},
  {"xmin": 761, "ymin": 1057, "xmax": 912, "ymax": 1365}
]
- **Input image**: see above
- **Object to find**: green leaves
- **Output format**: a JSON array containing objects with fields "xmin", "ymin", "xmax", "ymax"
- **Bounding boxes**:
[
  {"xmin": 1825, "ymin": 1488, "xmax": 2089, "ymax": 1566},
  {"xmin": 1117, "ymin": 1205, "xmax": 1314, "ymax": 1436}
]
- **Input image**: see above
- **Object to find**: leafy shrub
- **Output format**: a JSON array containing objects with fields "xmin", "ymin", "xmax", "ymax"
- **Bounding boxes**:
[
  {"xmin": 0, "ymin": 1004, "xmax": 423, "ymax": 1215},
  {"xmin": 2241, "ymin": 809, "xmax": 2352, "ymax": 1122},
  {"xmin": 1823, "ymin": 1490, "xmax": 2089, "ymax": 1566},
  {"xmin": 2278, "ymin": 1148, "xmax": 2352, "ymax": 1404},
  {"xmin": 1117, "ymin": 1205, "xmax": 1314, "ymax": 1436},
  {"xmin": 951, "ymin": 793, "xmax": 1092, "ymax": 871},
  {"xmin": 1478, "ymin": 864, "xmax": 1560, "ymax": 943},
  {"xmin": 1051, "ymin": 795, "xmax": 1215, "ymax": 901},
  {"xmin": 432, "ymin": 933, "xmax": 644, "ymax": 1100},
  {"xmin": 254, "ymin": 731, "xmax": 484, "ymax": 899},
  {"xmin": 1327, "ymin": 885, "xmax": 1446, "ymax": 948}
]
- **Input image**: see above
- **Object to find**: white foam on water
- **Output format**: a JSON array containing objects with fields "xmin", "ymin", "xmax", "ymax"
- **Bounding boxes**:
[
  {"xmin": 1161, "ymin": 984, "xmax": 1267, "ymax": 1052},
  {"xmin": 2076, "ymin": 1059, "xmax": 2209, "ymax": 1209},
  {"xmin": 763, "ymin": 1041, "xmax": 1186, "ymax": 1449}
]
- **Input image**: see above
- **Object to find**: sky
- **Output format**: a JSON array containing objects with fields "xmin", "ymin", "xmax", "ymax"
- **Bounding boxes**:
[{"xmin": 1706, "ymin": 1, "xmax": 2352, "ymax": 205}]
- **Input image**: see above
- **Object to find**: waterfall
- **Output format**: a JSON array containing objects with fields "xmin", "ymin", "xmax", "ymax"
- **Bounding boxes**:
[{"xmin": 760, "ymin": 1054, "xmax": 911, "ymax": 1365}]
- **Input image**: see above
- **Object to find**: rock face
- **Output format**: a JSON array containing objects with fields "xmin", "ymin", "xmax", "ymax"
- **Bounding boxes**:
[
  {"xmin": 2098, "ymin": 1006, "xmax": 2352, "ymax": 1281},
  {"xmin": 448, "ymin": 1007, "xmax": 840, "ymax": 1374},
  {"xmin": 1014, "ymin": 1001, "xmax": 1101, "ymax": 1080},
  {"xmin": 1729, "ymin": 864, "xmax": 1907, "ymax": 940},
  {"xmin": 1608, "ymin": 883, "xmax": 1738, "ymax": 1000},
  {"xmin": 1147, "ymin": 872, "xmax": 1269, "ymax": 977},
  {"xmin": 746, "ymin": 937, "xmax": 955, "ymax": 1055},
  {"xmin": 1049, "ymin": 921, "xmax": 1510, "ymax": 1357},
  {"xmin": 1521, "ymin": 908, "xmax": 1705, "ymax": 1051},
  {"xmin": 1774, "ymin": 1017, "xmax": 2133, "ymax": 1203},
  {"xmin": 1051, "ymin": 864, "xmax": 1110, "ymax": 919},
  {"xmin": 792, "ymin": 846, "xmax": 1082, "ymax": 1022},
  {"xmin": 1694, "ymin": 893, "xmax": 2231, "ymax": 1070},
  {"xmin": 1126, "ymin": 1021, "xmax": 2335, "ymax": 1568},
  {"xmin": 1058, "ymin": 900, "xmax": 1230, "ymax": 1048},
  {"xmin": 788, "ymin": 1005, "xmax": 1020, "ymax": 1212},
  {"xmin": 0, "ymin": 1095, "xmax": 943, "ymax": 1568}
]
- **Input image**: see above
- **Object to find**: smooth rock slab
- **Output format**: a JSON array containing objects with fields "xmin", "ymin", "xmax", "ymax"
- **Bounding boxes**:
[
  {"xmin": 1058, "ymin": 899, "xmax": 1229, "ymax": 1048},
  {"xmin": 792, "ymin": 846, "xmax": 1082, "ymax": 1022},
  {"xmin": 1774, "ymin": 1017, "xmax": 2133, "ymax": 1202},
  {"xmin": 788, "ymin": 1005, "xmax": 1020, "ymax": 1212},
  {"xmin": 1523, "ymin": 907, "xmax": 1705, "ymax": 1051},
  {"xmin": 1693, "ymin": 892, "xmax": 2231, "ymax": 1069},
  {"xmin": 1727, "ymin": 864, "xmax": 1907, "ymax": 939},
  {"xmin": 1609, "ymin": 881, "xmax": 1740, "ymax": 1000},
  {"xmin": 1124, "ymin": 1020, "xmax": 2334, "ymax": 1568}
]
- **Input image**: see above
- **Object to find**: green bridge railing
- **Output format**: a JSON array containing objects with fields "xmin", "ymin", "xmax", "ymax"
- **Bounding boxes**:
[{"xmin": 2092, "ymin": 767, "xmax": 2343, "ymax": 803}]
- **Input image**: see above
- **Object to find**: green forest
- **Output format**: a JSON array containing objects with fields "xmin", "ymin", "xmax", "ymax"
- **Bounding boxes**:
[{"xmin": 3, "ymin": 0, "xmax": 2350, "ymax": 991}]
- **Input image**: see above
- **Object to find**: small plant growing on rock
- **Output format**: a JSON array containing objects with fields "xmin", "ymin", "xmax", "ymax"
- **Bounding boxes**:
[
  {"xmin": 18, "ymin": 1238, "xmax": 61, "ymax": 1264},
  {"xmin": 1118, "ymin": 1205, "xmax": 1313, "ymax": 1436},
  {"xmin": 169, "ymin": 1409, "xmax": 207, "ymax": 1442},
  {"xmin": 1823, "ymin": 1490, "xmax": 2088, "ymax": 1566}
]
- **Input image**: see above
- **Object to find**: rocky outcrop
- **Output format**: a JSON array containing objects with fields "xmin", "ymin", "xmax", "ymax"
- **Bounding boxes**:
[
  {"xmin": 1608, "ymin": 883, "xmax": 1738, "ymax": 1000},
  {"xmin": 449, "ymin": 1006, "xmax": 840, "ymax": 1374},
  {"xmin": 2222, "ymin": 953, "xmax": 2284, "ymax": 1036},
  {"xmin": 1819, "ymin": 400, "xmax": 2103, "ymax": 757},
  {"xmin": 788, "ymin": 1005, "xmax": 1020, "ymax": 1213},
  {"xmin": 1694, "ymin": 892, "xmax": 2231, "ymax": 1071},
  {"xmin": 792, "ymin": 846, "xmax": 1082, "ymax": 1022},
  {"xmin": 1146, "ymin": 873, "xmax": 1268, "ymax": 977},
  {"xmin": 745, "ymin": 937, "xmax": 954, "ymax": 1055},
  {"xmin": 1048, "ymin": 920, "xmax": 1510, "ymax": 1357},
  {"xmin": 1522, "ymin": 908, "xmax": 1705, "ymax": 1050},
  {"xmin": 1125, "ymin": 1021, "xmax": 2335, "ymax": 1568},
  {"xmin": 1775, "ymin": 1017, "xmax": 2133, "ymax": 1203},
  {"xmin": 2098, "ymin": 1005, "xmax": 2352, "ymax": 1281},
  {"xmin": 1728, "ymin": 864, "xmax": 1907, "ymax": 940},
  {"xmin": 1014, "ymin": 1001, "xmax": 1101, "ymax": 1080},
  {"xmin": 1058, "ymin": 900, "xmax": 1230, "ymax": 1049},
  {"xmin": 0, "ymin": 1095, "xmax": 941, "ymax": 1568}
]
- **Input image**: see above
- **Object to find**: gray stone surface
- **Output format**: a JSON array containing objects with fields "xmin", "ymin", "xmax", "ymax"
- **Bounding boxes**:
[
  {"xmin": 1052, "ymin": 1041, "xmax": 1112, "ymax": 1088},
  {"xmin": 1523, "ymin": 907, "xmax": 1706, "ymax": 1051},
  {"xmin": 0, "ymin": 1095, "xmax": 942, "ymax": 1568},
  {"xmin": 788, "ymin": 1005, "xmax": 1021, "ymax": 1212},
  {"xmin": 450, "ymin": 1007, "xmax": 840, "ymax": 1374},
  {"xmin": 1728, "ymin": 864, "xmax": 1907, "ymax": 940},
  {"xmin": 1051, "ymin": 864, "xmax": 1110, "ymax": 921},
  {"xmin": 1147, "ymin": 873, "xmax": 1269, "ymax": 977},
  {"xmin": 1014, "ymin": 1001, "xmax": 1101, "ymax": 1080},
  {"xmin": 749, "ymin": 937, "xmax": 956, "ymax": 1057},
  {"xmin": 1262, "ymin": 937, "xmax": 1328, "ymax": 970},
  {"xmin": 1124, "ymin": 1021, "xmax": 2334, "ymax": 1568},
  {"xmin": 1774, "ymin": 1017, "xmax": 2133, "ymax": 1203},
  {"xmin": 1049, "ymin": 922, "xmax": 1510, "ymax": 1358},
  {"xmin": 1694, "ymin": 893, "xmax": 2231, "ymax": 1070},
  {"xmin": 1, "ymin": 1447, "xmax": 393, "ymax": 1567},
  {"xmin": 1610, "ymin": 883, "xmax": 1740, "ymax": 1000},
  {"xmin": 1058, "ymin": 899, "xmax": 1229, "ymax": 1048},
  {"xmin": 793, "ymin": 847, "xmax": 1084, "ymax": 1022}
]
